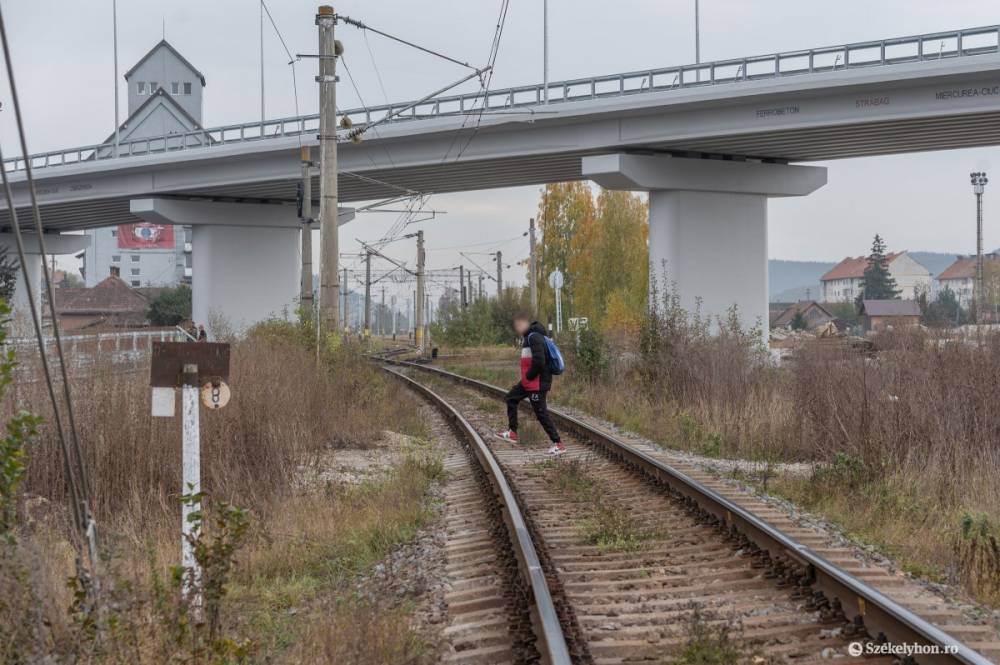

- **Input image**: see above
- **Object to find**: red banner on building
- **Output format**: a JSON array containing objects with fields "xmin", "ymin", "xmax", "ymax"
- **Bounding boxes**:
[{"xmin": 117, "ymin": 223, "xmax": 174, "ymax": 249}]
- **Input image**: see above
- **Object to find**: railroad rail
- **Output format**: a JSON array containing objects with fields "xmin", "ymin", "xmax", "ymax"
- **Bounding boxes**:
[
  {"xmin": 383, "ymin": 357, "xmax": 993, "ymax": 665},
  {"xmin": 384, "ymin": 367, "xmax": 573, "ymax": 664}
]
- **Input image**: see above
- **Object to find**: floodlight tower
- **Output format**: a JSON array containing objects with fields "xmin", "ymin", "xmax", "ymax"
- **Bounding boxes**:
[{"xmin": 972, "ymin": 171, "xmax": 989, "ymax": 322}]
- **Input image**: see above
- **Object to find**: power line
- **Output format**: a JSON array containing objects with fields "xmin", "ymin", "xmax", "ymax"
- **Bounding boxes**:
[
  {"xmin": 260, "ymin": 1, "xmax": 302, "ymax": 145},
  {"xmin": 0, "ymin": 4, "xmax": 96, "ymax": 570},
  {"xmin": 337, "ymin": 14, "xmax": 477, "ymax": 71},
  {"xmin": 452, "ymin": 0, "xmax": 511, "ymax": 163},
  {"xmin": 425, "ymin": 234, "xmax": 524, "ymax": 252},
  {"xmin": 362, "ymin": 28, "xmax": 391, "ymax": 106}
]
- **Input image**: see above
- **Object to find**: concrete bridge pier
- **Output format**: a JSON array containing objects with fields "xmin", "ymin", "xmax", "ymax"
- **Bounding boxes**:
[
  {"xmin": 131, "ymin": 198, "xmax": 355, "ymax": 339},
  {"xmin": 583, "ymin": 154, "xmax": 827, "ymax": 334},
  {"xmin": 0, "ymin": 233, "xmax": 90, "ymax": 318},
  {"xmin": 131, "ymin": 199, "xmax": 300, "ymax": 337}
]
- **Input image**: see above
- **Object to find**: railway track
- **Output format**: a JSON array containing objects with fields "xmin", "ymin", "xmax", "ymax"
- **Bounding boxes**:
[
  {"xmin": 382, "ymin": 357, "xmax": 996, "ymax": 665},
  {"xmin": 393, "ymin": 370, "xmax": 573, "ymax": 663}
]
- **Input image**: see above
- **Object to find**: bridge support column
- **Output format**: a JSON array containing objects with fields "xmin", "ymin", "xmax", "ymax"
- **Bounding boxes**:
[
  {"xmin": 583, "ymin": 154, "xmax": 827, "ymax": 334},
  {"xmin": 648, "ymin": 190, "xmax": 771, "ymax": 330},
  {"xmin": 130, "ymin": 198, "xmax": 356, "ymax": 339},
  {"xmin": 0, "ymin": 233, "xmax": 90, "ymax": 325},
  {"xmin": 12, "ymin": 253, "xmax": 41, "ymax": 313},
  {"xmin": 190, "ymin": 224, "xmax": 299, "ymax": 337}
]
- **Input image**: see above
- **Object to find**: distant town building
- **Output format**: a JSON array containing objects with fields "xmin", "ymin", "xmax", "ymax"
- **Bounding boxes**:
[
  {"xmin": 936, "ymin": 254, "xmax": 1000, "ymax": 308},
  {"xmin": 84, "ymin": 40, "xmax": 204, "ymax": 287},
  {"xmin": 770, "ymin": 300, "xmax": 837, "ymax": 331},
  {"xmin": 820, "ymin": 252, "xmax": 931, "ymax": 302},
  {"xmin": 859, "ymin": 299, "xmax": 921, "ymax": 332},
  {"xmin": 55, "ymin": 275, "xmax": 151, "ymax": 331}
]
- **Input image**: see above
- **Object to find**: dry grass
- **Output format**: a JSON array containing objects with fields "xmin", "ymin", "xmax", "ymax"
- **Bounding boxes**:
[
  {"xmin": 288, "ymin": 600, "xmax": 427, "ymax": 664},
  {"xmin": 1, "ymin": 332, "xmax": 438, "ymax": 663}
]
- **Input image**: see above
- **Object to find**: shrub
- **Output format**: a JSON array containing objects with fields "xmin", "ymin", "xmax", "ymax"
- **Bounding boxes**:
[
  {"xmin": 571, "ymin": 327, "xmax": 608, "ymax": 382},
  {"xmin": 147, "ymin": 285, "xmax": 192, "ymax": 326},
  {"xmin": 431, "ymin": 288, "xmax": 533, "ymax": 347}
]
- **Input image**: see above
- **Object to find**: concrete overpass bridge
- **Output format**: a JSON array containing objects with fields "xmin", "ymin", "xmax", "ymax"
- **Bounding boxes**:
[{"xmin": 3, "ymin": 24, "xmax": 1000, "ymax": 333}]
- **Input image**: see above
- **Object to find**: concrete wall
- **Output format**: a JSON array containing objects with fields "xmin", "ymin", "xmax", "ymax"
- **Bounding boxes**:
[
  {"xmin": 191, "ymin": 225, "xmax": 298, "ymax": 338},
  {"xmin": 127, "ymin": 44, "xmax": 203, "ymax": 123},
  {"xmin": 649, "ymin": 190, "xmax": 769, "ymax": 333},
  {"xmin": 890, "ymin": 253, "xmax": 932, "ymax": 300},
  {"xmin": 121, "ymin": 96, "xmax": 199, "ymax": 141},
  {"xmin": 821, "ymin": 277, "xmax": 862, "ymax": 303},
  {"xmin": 84, "ymin": 226, "xmax": 189, "ymax": 287}
]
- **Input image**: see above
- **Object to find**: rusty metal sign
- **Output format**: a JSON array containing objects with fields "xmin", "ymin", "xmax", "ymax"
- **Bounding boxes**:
[{"xmin": 150, "ymin": 342, "xmax": 231, "ymax": 388}]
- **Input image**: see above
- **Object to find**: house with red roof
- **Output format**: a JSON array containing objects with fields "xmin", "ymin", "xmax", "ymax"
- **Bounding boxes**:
[
  {"xmin": 936, "ymin": 253, "xmax": 1000, "ymax": 307},
  {"xmin": 53, "ymin": 275, "xmax": 150, "ymax": 332},
  {"xmin": 819, "ymin": 251, "xmax": 931, "ymax": 303}
]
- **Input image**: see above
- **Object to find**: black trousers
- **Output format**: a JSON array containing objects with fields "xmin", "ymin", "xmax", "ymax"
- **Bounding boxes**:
[{"xmin": 506, "ymin": 383, "xmax": 561, "ymax": 443}]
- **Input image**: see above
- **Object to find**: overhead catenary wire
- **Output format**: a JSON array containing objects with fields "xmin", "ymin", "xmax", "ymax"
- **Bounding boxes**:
[
  {"xmin": 439, "ymin": 0, "xmax": 511, "ymax": 165},
  {"xmin": 0, "ymin": 5, "xmax": 96, "ymax": 562},
  {"xmin": 362, "ymin": 29, "xmax": 391, "ymax": 106},
  {"xmin": 451, "ymin": 0, "xmax": 511, "ymax": 163},
  {"xmin": 260, "ymin": 1, "xmax": 302, "ymax": 145},
  {"xmin": 337, "ymin": 14, "xmax": 477, "ymax": 71}
]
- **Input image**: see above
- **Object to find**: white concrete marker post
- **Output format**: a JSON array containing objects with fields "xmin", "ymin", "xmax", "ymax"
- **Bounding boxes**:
[
  {"xmin": 181, "ymin": 362, "xmax": 201, "ymax": 606},
  {"xmin": 150, "ymin": 342, "xmax": 230, "ymax": 609}
]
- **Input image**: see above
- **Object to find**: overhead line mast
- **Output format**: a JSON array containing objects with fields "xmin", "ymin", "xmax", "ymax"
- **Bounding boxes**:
[{"xmin": 317, "ymin": 5, "xmax": 340, "ymax": 335}]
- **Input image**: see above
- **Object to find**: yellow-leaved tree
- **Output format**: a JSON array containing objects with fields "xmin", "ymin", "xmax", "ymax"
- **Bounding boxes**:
[
  {"xmin": 570, "ymin": 189, "xmax": 648, "ymax": 336},
  {"xmin": 536, "ymin": 182, "xmax": 596, "ymax": 326},
  {"xmin": 536, "ymin": 183, "xmax": 648, "ymax": 335}
]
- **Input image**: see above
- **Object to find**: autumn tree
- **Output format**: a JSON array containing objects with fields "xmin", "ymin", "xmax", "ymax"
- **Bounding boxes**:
[
  {"xmin": 536, "ymin": 182, "xmax": 595, "ymax": 326},
  {"xmin": 536, "ymin": 183, "xmax": 648, "ymax": 336},
  {"xmin": 569, "ymin": 189, "xmax": 648, "ymax": 336}
]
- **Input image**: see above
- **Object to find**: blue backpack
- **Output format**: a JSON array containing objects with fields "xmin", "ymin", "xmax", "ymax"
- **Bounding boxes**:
[{"xmin": 529, "ymin": 332, "xmax": 565, "ymax": 375}]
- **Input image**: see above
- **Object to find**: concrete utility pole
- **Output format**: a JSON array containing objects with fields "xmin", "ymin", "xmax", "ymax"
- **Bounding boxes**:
[
  {"xmin": 468, "ymin": 271, "xmax": 474, "ymax": 308},
  {"xmin": 415, "ymin": 230, "xmax": 425, "ymax": 352},
  {"xmin": 496, "ymin": 250, "xmax": 503, "ymax": 296},
  {"xmin": 363, "ymin": 250, "xmax": 372, "ymax": 336},
  {"xmin": 317, "ymin": 5, "xmax": 340, "ymax": 333},
  {"xmin": 342, "ymin": 266, "xmax": 349, "ymax": 331},
  {"xmin": 529, "ymin": 218, "xmax": 538, "ymax": 315},
  {"xmin": 380, "ymin": 286, "xmax": 385, "ymax": 336},
  {"xmin": 459, "ymin": 265, "xmax": 466, "ymax": 308},
  {"xmin": 478, "ymin": 273, "xmax": 484, "ymax": 301},
  {"xmin": 424, "ymin": 292, "xmax": 432, "ymax": 349},
  {"xmin": 972, "ymin": 171, "xmax": 989, "ymax": 322},
  {"xmin": 300, "ymin": 147, "xmax": 314, "ymax": 313}
]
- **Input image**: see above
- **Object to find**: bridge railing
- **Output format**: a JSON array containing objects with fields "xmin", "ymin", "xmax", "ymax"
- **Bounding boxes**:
[{"xmin": 4, "ymin": 24, "xmax": 998, "ymax": 174}]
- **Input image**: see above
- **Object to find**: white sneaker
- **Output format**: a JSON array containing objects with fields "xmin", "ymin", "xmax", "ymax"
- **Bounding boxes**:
[
  {"xmin": 548, "ymin": 442, "xmax": 567, "ymax": 455},
  {"xmin": 496, "ymin": 429, "xmax": 519, "ymax": 442}
]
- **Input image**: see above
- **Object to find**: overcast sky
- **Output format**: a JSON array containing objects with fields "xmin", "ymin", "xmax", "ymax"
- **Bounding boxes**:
[{"xmin": 1, "ymin": 0, "xmax": 998, "ymax": 301}]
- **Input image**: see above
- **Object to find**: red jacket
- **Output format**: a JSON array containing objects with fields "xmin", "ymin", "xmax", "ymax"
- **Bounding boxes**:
[{"xmin": 519, "ymin": 321, "xmax": 552, "ymax": 392}]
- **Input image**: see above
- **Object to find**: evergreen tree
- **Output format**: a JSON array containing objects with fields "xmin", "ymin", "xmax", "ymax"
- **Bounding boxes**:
[
  {"xmin": 147, "ymin": 285, "xmax": 192, "ymax": 326},
  {"xmin": 0, "ymin": 248, "xmax": 18, "ymax": 303},
  {"xmin": 857, "ymin": 234, "xmax": 900, "ymax": 305},
  {"xmin": 790, "ymin": 310, "xmax": 808, "ymax": 330}
]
